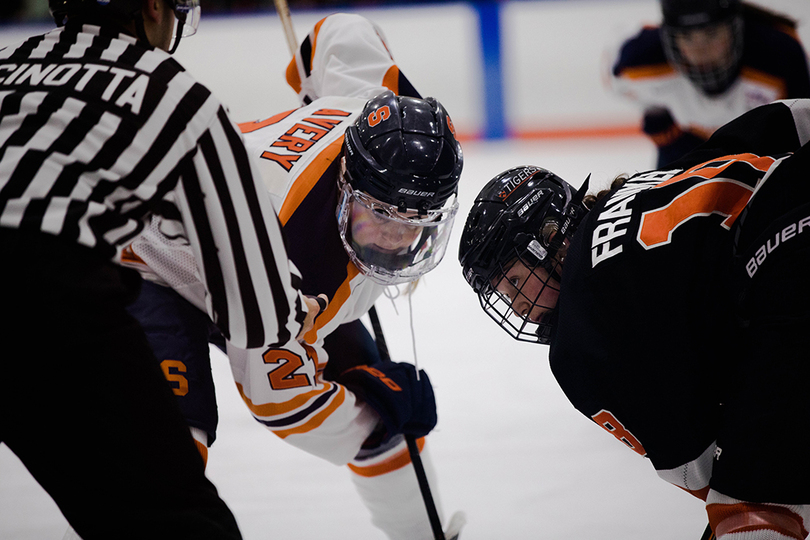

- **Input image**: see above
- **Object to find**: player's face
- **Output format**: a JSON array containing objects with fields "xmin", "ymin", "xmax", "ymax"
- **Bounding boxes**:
[
  {"xmin": 493, "ymin": 258, "xmax": 560, "ymax": 324},
  {"xmin": 673, "ymin": 23, "xmax": 733, "ymax": 71},
  {"xmin": 349, "ymin": 201, "xmax": 422, "ymax": 253}
]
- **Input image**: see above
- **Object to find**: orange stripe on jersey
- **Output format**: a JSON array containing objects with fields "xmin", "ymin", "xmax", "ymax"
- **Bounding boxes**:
[
  {"xmin": 277, "ymin": 137, "xmax": 343, "ymax": 225},
  {"xmin": 286, "ymin": 57, "xmax": 302, "ymax": 94},
  {"xmin": 308, "ymin": 17, "xmax": 328, "ymax": 73},
  {"xmin": 120, "ymin": 244, "xmax": 145, "ymax": 265},
  {"xmin": 272, "ymin": 384, "xmax": 347, "ymax": 439},
  {"xmin": 619, "ymin": 63, "xmax": 676, "ymax": 80},
  {"xmin": 708, "ymin": 503, "xmax": 807, "ymax": 540},
  {"xmin": 303, "ymin": 261, "xmax": 361, "ymax": 344},
  {"xmin": 639, "ymin": 179, "xmax": 755, "ymax": 248},
  {"xmin": 235, "ymin": 381, "xmax": 335, "ymax": 417},
  {"xmin": 382, "ymin": 65, "xmax": 400, "ymax": 94},
  {"xmin": 674, "ymin": 484, "xmax": 710, "ymax": 501},
  {"xmin": 740, "ymin": 67, "xmax": 787, "ymax": 98},
  {"xmin": 193, "ymin": 438, "xmax": 208, "ymax": 468},
  {"xmin": 238, "ymin": 109, "xmax": 297, "ymax": 134},
  {"xmin": 657, "ymin": 153, "xmax": 774, "ymax": 189},
  {"xmin": 348, "ymin": 437, "xmax": 426, "ymax": 477}
]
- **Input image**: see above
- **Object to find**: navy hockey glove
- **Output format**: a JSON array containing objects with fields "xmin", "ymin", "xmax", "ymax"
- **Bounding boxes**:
[
  {"xmin": 642, "ymin": 107, "xmax": 705, "ymax": 167},
  {"xmin": 336, "ymin": 361, "xmax": 437, "ymax": 442}
]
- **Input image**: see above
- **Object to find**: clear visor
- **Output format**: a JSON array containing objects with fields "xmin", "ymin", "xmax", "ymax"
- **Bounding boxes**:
[
  {"xmin": 174, "ymin": 0, "xmax": 200, "ymax": 38},
  {"xmin": 337, "ymin": 181, "xmax": 458, "ymax": 286}
]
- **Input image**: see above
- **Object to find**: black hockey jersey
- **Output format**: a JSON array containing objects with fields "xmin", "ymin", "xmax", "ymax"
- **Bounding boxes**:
[{"xmin": 550, "ymin": 99, "xmax": 810, "ymax": 506}]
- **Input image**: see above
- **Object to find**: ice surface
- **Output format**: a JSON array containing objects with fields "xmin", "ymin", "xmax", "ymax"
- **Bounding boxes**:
[{"xmin": 0, "ymin": 136, "xmax": 710, "ymax": 540}]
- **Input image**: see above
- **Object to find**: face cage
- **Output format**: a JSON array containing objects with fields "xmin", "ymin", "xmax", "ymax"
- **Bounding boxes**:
[
  {"xmin": 661, "ymin": 16, "xmax": 743, "ymax": 95},
  {"xmin": 336, "ymin": 179, "xmax": 458, "ymax": 286},
  {"xmin": 476, "ymin": 242, "xmax": 563, "ymax": 345}
]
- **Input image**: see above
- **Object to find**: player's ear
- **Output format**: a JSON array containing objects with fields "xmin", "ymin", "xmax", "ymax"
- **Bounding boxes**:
[{"xmin": 141, "ymin": 0, "xmax": 163, "ymax": 23}]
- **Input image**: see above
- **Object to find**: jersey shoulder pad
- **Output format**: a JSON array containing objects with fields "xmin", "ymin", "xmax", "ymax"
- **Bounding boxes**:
[{"xmin": 613, "ymin": 26, "xmax": 669, "ymax": 78}]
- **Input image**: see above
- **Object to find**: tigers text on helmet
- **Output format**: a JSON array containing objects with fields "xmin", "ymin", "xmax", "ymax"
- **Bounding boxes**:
[
  {"xmin": 337, "ymin": 90, "xmax": 463, "ymax": 285},
  {"xmin": 458, "ymin": 166, "xmax": 588, "ymax": 344},
  {"xmin": 660, "ymin": 0, "xmax": 743, "ymax": 95},
  {"xmin": 48, "ymin": 0, "xmax": 200, "ymax": 54}
]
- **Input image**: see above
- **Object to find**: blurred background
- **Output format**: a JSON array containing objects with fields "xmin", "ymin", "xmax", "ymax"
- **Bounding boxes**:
[
  {"xmin": 1, "ymin": 0, "xmax": 808, "ymax": 149},
  {"xmin": 1, "ymin": 1, "xmax": 809, "ymax": 539}
]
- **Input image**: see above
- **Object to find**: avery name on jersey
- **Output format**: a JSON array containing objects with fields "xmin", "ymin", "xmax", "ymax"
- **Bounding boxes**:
[
  {"xmin": 259, "ymin": 109, "xmax": 352, "ymax": 172},
  {"xmin": 745, "ymin": 212, "xmax": 810, "ymax": 278},
  {"xmin": 591, "ymin": 170, "xmax": 677, "ymax": 268},
  {"xmin": 0, "ymin": 62, "xmax": 149, "ymax": 114}
]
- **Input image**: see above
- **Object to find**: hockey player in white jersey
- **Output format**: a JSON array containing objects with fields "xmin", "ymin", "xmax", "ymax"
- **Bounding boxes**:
[
  {"xmin": 607, "ymin": 0, "xmax": 810, "ymax": 168},
  {"xmin": 124, "ymin": 13, "xmax": 465, "ymax": 540}
]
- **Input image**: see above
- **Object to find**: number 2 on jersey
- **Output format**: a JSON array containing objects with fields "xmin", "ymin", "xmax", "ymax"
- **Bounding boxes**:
[{"xmin": 263, "ymin": 349, "xmax": 312, "ymax": 390}]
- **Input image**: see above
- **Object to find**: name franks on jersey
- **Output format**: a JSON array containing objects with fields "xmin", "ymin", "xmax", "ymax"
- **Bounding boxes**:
[
  {"xmin": 259, "ymin": 108, "xmax": 351, "ymax": 172},
  {"xmin": 591, "ymin": 172, "xmax": 670, "ymax": 267},
  {"xmin": 591, "ymin": 154, "xmax": 776, "ymax": 268}
]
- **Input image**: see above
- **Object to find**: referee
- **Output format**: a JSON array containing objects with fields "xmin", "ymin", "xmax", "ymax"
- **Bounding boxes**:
[{"xmin": 0, "ymin": 0, "xmax": 313, "ymax": 538}]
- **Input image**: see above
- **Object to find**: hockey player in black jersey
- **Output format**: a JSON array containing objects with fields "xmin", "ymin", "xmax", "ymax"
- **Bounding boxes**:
[
  {"xmin": 0, "ymin": 0, "xmax": 320, "ymax": 538},
  {"xmin": 459, "ymin": 98, "xmax": 810, "ymax": 540},
  {"xmin": 608, "ymin": 0, "xmax": 810, "ymax": 168}
]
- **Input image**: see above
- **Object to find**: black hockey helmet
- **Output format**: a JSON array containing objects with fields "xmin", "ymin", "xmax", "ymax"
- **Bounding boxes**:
[
  {"xmin": 661, "ymin": 0, "xmax": 741, "ymax": 28},
  {"xmin": 343, "ymin": 90, "xmax": 462, "ymax": 215},
  {"xmin": 459, "ymin": 166, "xmax": 588, "ymax": 344},
  {"xmin": 660, "ymin": 0, "xmax": 743, "ymax": 94},
  {"xmin": 49, "ymin": 0, "xmax": 200, "ymax": 54},
  {"xmin": 336, "ymin": 90, "xmax": 463, "ymax": 285}
]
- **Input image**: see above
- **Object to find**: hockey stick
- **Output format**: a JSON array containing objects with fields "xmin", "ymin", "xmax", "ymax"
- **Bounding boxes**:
[
  {"xmin": 700, "ymin": 523, "xmax": 716, "ymax": 540},
  {"xmin": 367, "ymin": 305, "xmax": 447, "ymax": 540},
  {"xmin": 272, "ymin": 0, "xmax": 297, "ymax": 57}
]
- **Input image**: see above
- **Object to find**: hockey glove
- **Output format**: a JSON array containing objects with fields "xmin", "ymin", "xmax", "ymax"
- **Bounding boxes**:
[
  {"xmin": 642, "ymin": 107, "xmax": 705, "ymax": 168},
  {"xmin": 336, "ymin": 361, "xmax": 437, "ymax": 443}
]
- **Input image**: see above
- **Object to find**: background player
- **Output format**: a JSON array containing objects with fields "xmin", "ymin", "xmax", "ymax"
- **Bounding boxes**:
[
  {"xmin": 0, "ymin": 0, "xmax": 320, "ymax": 537},
  {"xmin": 608, "ymin": 0, "xmax": 810, "ymax": 167},
  {"xmin": 459, "ymin": 98, "xmax": 810, "ymax": 540},
  {"xmin": 124, "ymin": 13, "xmax": 465, "ymax": 540}
]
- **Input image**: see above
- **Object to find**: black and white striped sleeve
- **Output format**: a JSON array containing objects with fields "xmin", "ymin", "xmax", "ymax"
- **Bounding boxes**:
[{"xmin": 172, "ymin": 100, "xmax": 307, "ymax": 350}]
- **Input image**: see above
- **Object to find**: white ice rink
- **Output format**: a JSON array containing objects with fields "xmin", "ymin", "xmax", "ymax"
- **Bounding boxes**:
[{"xmin": 1, "ymin": 136, "xmax": 712, "ymax": 540}]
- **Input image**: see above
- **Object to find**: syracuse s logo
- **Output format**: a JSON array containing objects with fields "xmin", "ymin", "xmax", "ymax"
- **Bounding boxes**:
[{"xmin": 367, "ymin": 105, "xmax": 390, "ymax": 127}]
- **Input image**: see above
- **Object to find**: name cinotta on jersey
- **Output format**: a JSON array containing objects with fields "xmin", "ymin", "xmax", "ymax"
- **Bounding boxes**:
[{"xmin": 0, "ymin": 62, "xmax": 149, "ymax": 114}]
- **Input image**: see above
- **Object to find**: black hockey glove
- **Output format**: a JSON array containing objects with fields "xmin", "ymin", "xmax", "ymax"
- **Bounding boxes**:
[
  {"xmin": 642, "ymin": 107, "xmax": 706, "ymax": 168},
  {"xmin": 336, "ymin": 361, "xmax": 437, "ymax": 443}
]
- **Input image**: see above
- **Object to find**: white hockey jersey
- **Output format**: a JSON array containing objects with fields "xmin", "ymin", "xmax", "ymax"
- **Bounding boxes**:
[
  {"xmin": 127, "ymin": 13, "xmax": 455, "ymax": 540},
  {"xmin": 607, "ymin": 18, "xmax": 810, "ymax": 167}
]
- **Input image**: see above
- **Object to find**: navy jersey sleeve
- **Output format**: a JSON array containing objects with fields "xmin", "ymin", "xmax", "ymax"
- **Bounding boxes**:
[{"xmin": 612, "ymin": 26, "xmax": 668, "ymax": 78}]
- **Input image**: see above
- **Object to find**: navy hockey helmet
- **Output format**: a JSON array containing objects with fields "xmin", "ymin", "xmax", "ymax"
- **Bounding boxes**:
[
  {"xmin": 49, "ymin": 0, "xmax": 200, "ymax": 53},
  {"xmin": 660, "ymin": 0, "xmax": 743, "ymax": 94},
  {"xmin": 343, "ymin": 90, "xmax": 462, "ymax": 215},
  {"xmin": 337, "ymin": 91, "xmax": 463, "ymax": 285},
  {"xmin": 459, "ymin": 166, "xmax": 588, "ymax": 344}
]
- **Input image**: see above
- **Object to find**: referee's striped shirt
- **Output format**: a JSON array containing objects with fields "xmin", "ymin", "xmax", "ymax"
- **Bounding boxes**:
[{"xmin": 0, "ymin": 21, "xmax": 306, "ymax": 349}]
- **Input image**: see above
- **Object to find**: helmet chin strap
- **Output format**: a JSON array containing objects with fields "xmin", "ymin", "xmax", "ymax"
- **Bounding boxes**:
[{"xmin": 169, "ymin": 17, "xmax": 185, "ymax": 54}]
